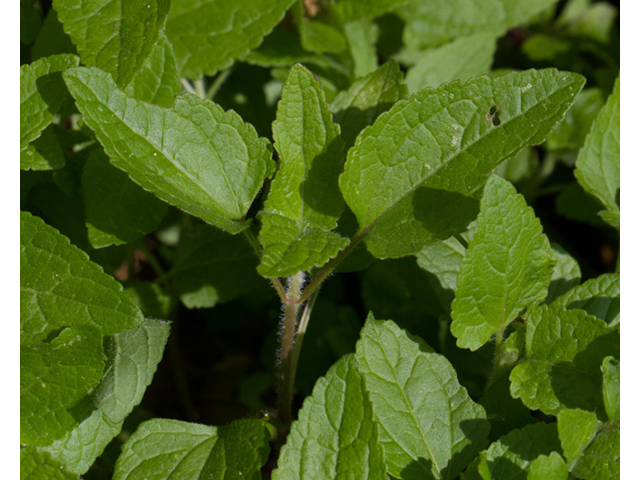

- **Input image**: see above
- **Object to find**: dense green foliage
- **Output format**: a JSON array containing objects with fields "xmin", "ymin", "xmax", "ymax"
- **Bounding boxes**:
[{"xmin": 20, "ymin": 0, "xmax": 619, "ymax": 478}]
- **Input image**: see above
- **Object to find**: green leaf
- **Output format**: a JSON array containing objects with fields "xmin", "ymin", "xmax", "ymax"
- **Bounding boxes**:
[
  {"xmin": 82, "ymin": 149, "xmax": 168, "ymax": 248},
  {"xmin": 21, "ymin": 125, "xmax": 66, "ymax": 171},
  {"xmin": 20, "ymin": 446, "xmax": 80, "ymax": 480},
  {"xmin": 20, "ymin": 54, "xmax": 79, "ymax": 151},
  {"xmin": 527, "ymin": 452, "xmax": 568, "ymax": 480},
  {"xmin": 344, "ymin": 19, "xmax": 379, "ymax": 78},
  {"xmin": 599, "ymin": 210, "xmax": 620, "ymax": 230},
  {"xmin": 339, "ymin": 69, "xmax": 585, "ymax": 259},
  {"xmin": 575, "ymin": 76, "xmax": 620, "ymax": 213},
  {"xmin": 509, "ymin": 305, "xmax": 619, "ymax": 417},
  {"xmin": 451, "ymin": 175, "xmax": 555, "ymax": 351},
  {"xmin": 63, "ymin": 67, "xmax": 275, "ymax": 234},
  {"xmin": 461, "ymin": 422, "xmax": 561, "ymax": 480},
  {"xmin": 20, "ymin": 211, "xmax": 143, "ymax": 345},
  {"xmin": 52, "ymin": 0, "xmax": 170, "ymax": 87},
  {"xmin": 125, "ymin": 33, "xmax": 181, "ymax": 108},
  {"xmin": 124, "ymin": 281, "xmax": 177, "ymax": 319},
  {"xmin": 404, "ymin": 34, "xmax": 497, "ymax": 95},
  {"xmin": 339, "ymin": 0, "xmax": 412, "ymax": 21},
  {"xmin": 558, "ymin": 409, "xmax": 599, "ymax": 467},
  {"xmin": 415, "ymin": 223, "xmax": 475, "ymax": 313},
  {"xmin": 113, "ymin": 418, "xmax": 270, "ymax": 479},
  {"xmin": 545, "ymin": 243, "xmax": 581, "ymax": 304},
  {"xmin": 397, "ymin": 0, "xmax": 560, "ymax": 49},
  {"xmin": 21, "ymin": 0, "xmax": 42, "ymax": 45},
  {"xmin": 169, "ymin": 223, "xmax": 262, "ymax": 309},
  {"xmin": 298, "ymin": 19, "xmax": 347, "ymax": 55},
  {"xmin": 273, "ymin": 354, "xmax": 387, "ymax": 479},
  {"xmin": 245, "ymin": 29, "xmax": 335, "ymax": 69},
  {"xmin": 355, "ymin": 315, "xmax": 490, "ymax": 480},
  {"xmin": 41, "ymin": 319, "xmax": 171, "ymax": 474},
  {"xmin": 258, "ymin": 64, "xmax": 348, "ymax": 277},
  {"xmin": 601, "ymin": 356, "xmax": 620, "ymax": 422},
  {"xmin": 552, "ymin": 273, "xmax": 620, "ymax": 326},
  {"xmin": 21, "ymin": 325, "xmax": 105, "ymax": 446},
  {"xmin": 31, "ymin": 8, "xmax": 77, "ymax": 61},
  {"xmin": 165, "ymin": 0, "xmax": 297, "ymax": 78},
  {"xmin": 330, "ymin": 60, "xmax": 407, "ymax": 149},
  {"xmin": 547, "ymin": 88, "xmax": 605, "ymax": 152}
]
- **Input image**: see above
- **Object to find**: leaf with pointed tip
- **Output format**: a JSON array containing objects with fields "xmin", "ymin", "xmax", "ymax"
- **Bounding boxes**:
[
  {"xmin": 165, "ymin": 0, "xmax": 297, "ymax": 78},
  {"xmin": 330, "ymin": 61, "xmax": 407, "ymax": 149},
  {"xmin": 21, "ymin": 126, "xmax": 66, "ymax": 171},
  {"xmin": 21, "ymin": 325, "xmax": 105, "ymax": 446},
  {"xmin": 355, "ymin": 315, "xmax": 490, "ymax": 480},
  {"xmin": 168, "ymin": 223, "xmax": 261, "ymax": 308},
  {"xmin": 451, "ymin": 175, "xmax": 555, "ymax": 351},
  {"xmin": 339, "ymin": 69, "xmax": 585, "ymax": 259},
  {"xmin": 20, "ymin": 212, "xmax": 143, "ymax": 346},
  {"xmin": 509, "ymin": 305, "xmax": 619, "ymax": 417},
  {"xmin": 527, "ymin": 452, "xmax": 568, "ymax": 480},
  {"xmin": 273, "ymin": 354, "xmax": 387, "ymax": 479},
  {"xmin": 63, "ymin": 67, "xmax": 275, "ymax": 234},
  {"xmin": 52, "ymin": 0, "xmax": 170, "ymax": 87},
  {"xmin": 575, "ymin": 76, "xmax": 620, "ymax": 213},
  {"xmin": 82, "ymin": 149, "xmax": 168, "ymax": 248},
  {"xmin": 20, "ymin": 446, "xmax": 80, "ymax": 480},
  {"xmin": 20, "ymin": 54, "xmax": 79, "ymax": 150},
  {"xmin": 405, "ymin": 34, "xmax": 497, "ymax": 95},
  {"xmin": 461, "ymin": 422, "xmax": 561, "ymax": 480},
  {"xmin": 397, "ymin": 0, "xmax": 560, "ymax": 49},
  {"xmin": 113, "ymin": 418, "xmax": 270, "ymax": 479},
  {"xmin": 258, "ymin": 64, "xmax": 347, "ymax": 277},
  {"xmin": 125, "ymin": 33, "xmax": 180, "ymax": 108},
  {"xmin": 545, "ymin": 243, "xmax": 581, "ymax": 303},
  {"xmin": 601, "ymin": 356, "xmax": 619, "ymax": 422},
  {"xmin": 552, "ymin": 273, "xmax": 620, "ymax": 326},
  {"xmin": 41, "ymin": 319, "xmax": 170, "ymax": 474}
]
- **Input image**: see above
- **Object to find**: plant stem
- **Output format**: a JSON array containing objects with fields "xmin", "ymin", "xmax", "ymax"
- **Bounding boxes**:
[
  {"xmin": 277, "ymin": 272, "xmax": 305, "ymax": 427},
  {"xmin": 194, "ymin": 77, "xmax": 207, "ymax": 99},
  {"xmin": 453, "ymin": 233, "xmax": 469, "ymax": 249},
  {"xmin": 181, "ymin": 78, "xmax": 198, "ymax": 95},
  {"xmin": 207, "ymin": 67, "xmax": 234, "ymax": 101},
  {"xmin": 136, "ymin": 240, "xmax": 165, "ymax": 278},
  {"xmin": 242, "ymin": 229, "xmax": 288, "ymax": 302}
]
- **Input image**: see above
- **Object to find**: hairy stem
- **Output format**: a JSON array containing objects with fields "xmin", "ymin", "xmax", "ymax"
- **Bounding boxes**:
[
  {"xmin": 277, "ymin": 272, "xmax": 304, "ymax": 427},
  {"xmin": 242, "ymin": 229, "xmax": 288, "ymax": 302}
]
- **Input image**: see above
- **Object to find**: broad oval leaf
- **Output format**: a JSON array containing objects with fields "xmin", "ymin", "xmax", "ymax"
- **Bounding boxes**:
[
  {"xmin": 273, "ymin": 354, "xmax": 387, "ymax": 479},
  {"xmin": 41, "ymin": 319, "xmax": 171, "ymax": 474},
  {"xmin": 339, "ymin": 69, "xmax": 585, "ymax": 259},
  {"xmin": 165, "ymin": 0, "xmax": 297, "ymax": 78},
  {"xmin": 63, "ymin": 67, "xmax": 275, "ymax": 234},
  {"xmin": 113, "ymin": 418, "xmax": 270, "ymax": 480},
  {"xmin": 20, "ymin": 54, "xmax": 79, "ymax": 151},
  {"xmin": 258, "ymin": 64, "xmax": 348, "ymax": 277},
  {"xmin": 575, "ymin": 76, "xmax": 620, "ymax": 213},
  {"xmin": 509, "ymin": 305, "xmax": 619, "ymax": 417},
  {"xmin": 355, "ymin": 315, "xmax": 490, "ymax": 480},
  {"xmin": 451, "ymin": 175, "xmax": 555, "ymax": 351},
  {"xmin": 20, "ymin": 211, "xmax": 143, "ymax": 345},
  {"xmin": 52, "ymin": 0, "xmax": 170, "ymax": 87}
]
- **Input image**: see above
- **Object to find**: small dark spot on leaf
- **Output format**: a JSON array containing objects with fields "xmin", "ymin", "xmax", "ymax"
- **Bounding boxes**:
[{"xmin": 486, "ymin": 105, "xmax": 502, "ymax": 126}]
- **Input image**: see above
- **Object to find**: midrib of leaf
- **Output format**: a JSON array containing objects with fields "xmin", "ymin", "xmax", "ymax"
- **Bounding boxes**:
[
  {"xmin": 377, "ymin": 346, "xmax": 441, "ymax": 476},
  {"xmin": 77, "ymin": 82, "xmax": 242, "ymax": 220},
  {"xmin": 356, "ymin": 78, "xmax": 577, "ymax": 233}
]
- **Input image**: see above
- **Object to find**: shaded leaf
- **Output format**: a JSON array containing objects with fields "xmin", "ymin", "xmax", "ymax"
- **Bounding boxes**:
[
  {"xmin": 20, "ymin": 54, "xmax": 79, "ymax": 150},
  {"xmin": 113, "ymin": 418, "xmax": 270, "ymax": 479},
  {"xmin": 165, "ymin": 0, "xmax": 297, "ymax": 78},
  {"xmin": 339, "ymin": 69, "xmax": 584, "ymax": 259},
  {"xmin": 273, "ymin": 355, "xmax": 387, "ymax": 479},
  {"xmin": 355, "ymin": 315, "xmax": 490, "ymax": 480},
  {"xmin": 601, "ymin": 356, "xmax": 620, "ymax": 422},
  {"xmin": 405, "ymin": 34, "xmax": 497, "ymax": 95},
  {"xmin": 31, "ymin": 8, "xmax": 77, "ymax": 61},
  {"xmin": 545, "ymin": 243, "xmax": 581, "ymax": 304},
  {"xmin": 82, "ymin": 149, "xmax": 168, "ymax": 248},
  {"xmin": 451, "ymin": 175, "xmax": 555, "ymax": 350},
  {"xmin": 64, "ymin": 67, "xmax": 275, "ymax": 234},
  {"xmin": 509, "ymin": 305, "xmax": 619, "ymax": 417},
  {"xmin": 552, "ymin": 273, "xmax": 620, "ymax": 326},
  {"xmin": 547, "ymin": 88, "xmax": 605, "ymax": 152},
  {"xmin": 52, "ymin": 0, "xmax": 170, "ymax": 87},
  {"xmin": 20, "ymin": 125, "xmax": 66, "ymax": 171}
]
